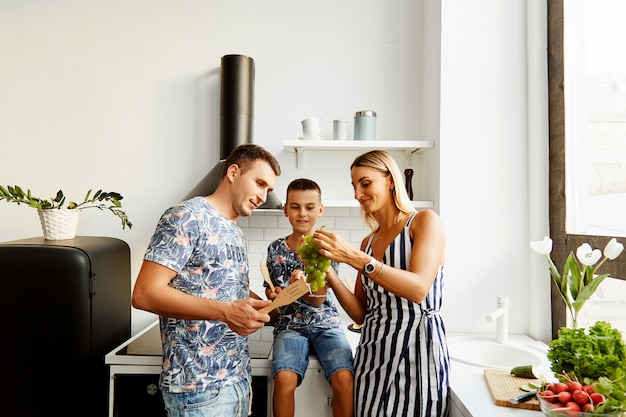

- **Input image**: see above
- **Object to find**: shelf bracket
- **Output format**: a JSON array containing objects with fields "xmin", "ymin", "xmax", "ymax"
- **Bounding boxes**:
[
  {"xmin": 404, "ymin": 149, "xmax": 413, "ymax": 165},
  {"xmin": 295, "ymin": 148, "xmax": 303, "ymax": 168}
]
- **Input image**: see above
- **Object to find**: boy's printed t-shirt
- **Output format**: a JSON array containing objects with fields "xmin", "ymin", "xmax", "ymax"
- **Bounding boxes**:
[
  {"xmin": 144, "ymin": 197, "xmax": 250, "ymax": 393},
  {"xmin": 266, "ymin": 237, "xmax": 342, "ymax": 334}
]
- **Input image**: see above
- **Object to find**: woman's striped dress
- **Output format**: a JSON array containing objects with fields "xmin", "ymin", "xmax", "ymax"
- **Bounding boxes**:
[{"xmin": 354, "ymin": 213, "xmax": 450, "ymax": 417}]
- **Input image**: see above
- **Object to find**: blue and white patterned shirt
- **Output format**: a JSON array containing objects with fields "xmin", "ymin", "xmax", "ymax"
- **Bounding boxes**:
[
  {"xmin": 265, "ymin": 237, "xmax": 342, "ymax": 334},
  {"xmin": 144, "ymin": 197, "xmax": 250, "ymax": 393}
]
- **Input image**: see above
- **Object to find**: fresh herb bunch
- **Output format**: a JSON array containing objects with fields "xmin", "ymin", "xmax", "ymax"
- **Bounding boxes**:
[
  {"xmin": 548, "ymin": 321, "xmax": 626, "ymax": 379},
  {"xmin": 0, "ymin": 185, "xmax": 132, "ymax": 229},
  {"xmin": 547, "ymin": 321, "xmax": 626, "ymax": 414}
]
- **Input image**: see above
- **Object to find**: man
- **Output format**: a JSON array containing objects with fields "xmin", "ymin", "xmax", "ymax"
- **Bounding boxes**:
[{"xmin": 132, "ymin": 143, "xmax": 281, "ymax": 417}]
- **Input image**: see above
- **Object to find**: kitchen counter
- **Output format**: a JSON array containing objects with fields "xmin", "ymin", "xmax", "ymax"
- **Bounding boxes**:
[
  {"xmin": 105, "ymin": 320, "xmax": 361, "ymax": 417},
  {"xmin": 447, "ymin": 333, "xmax": 552, "ymax": 417},
  {"xmin": 106, "ymin": 322, "xmax": 549, "ymax": 417}
]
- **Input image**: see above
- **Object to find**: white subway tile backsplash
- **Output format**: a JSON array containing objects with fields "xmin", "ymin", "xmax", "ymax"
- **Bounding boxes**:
[
  {"xmin": 317, "ymin": 217, "xmax": 335, "ymax": 229},
  {"xmin": 248, "ymin": 215, "xmax": 278, "ymax": 228},
  {"xmin": 323, "ymin": 207, "xmax": 351, "ymax": 217},
  {"xmin": 264, "ymin": 228, "xmax": 291, "ymax": 242},
  {"xmin": 247, "ymin": 239, "xmax": 273, "ymax": 255},
  {"xmin": 243, "ymin": 228, "xmax": 264, "ymax": 240},
  {"xmin": 276, "ymin": 216, "xmax": 291, "ymax": 229},
  {"xmin": 349, "ymin": 208, "xmax": 362, "ymax": 218},
  {"xmin": 339, "ymin": 216, "xmax": 368, "ymax": 230},
  {"xmin": 350, "ymin": 229, "xmax": 371, "ymax": 244}
]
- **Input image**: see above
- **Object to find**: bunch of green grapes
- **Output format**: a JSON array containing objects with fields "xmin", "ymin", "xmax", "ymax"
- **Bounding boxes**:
[{"xmin": 296, "ymin": 235, "xmax": 331, "ymax": 292}]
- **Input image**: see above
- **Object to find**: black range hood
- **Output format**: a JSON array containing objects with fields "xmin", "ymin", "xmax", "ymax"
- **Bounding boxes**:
[{"xmin": 184, "ymin": 54, "xmax": 282, "ymax": 210}]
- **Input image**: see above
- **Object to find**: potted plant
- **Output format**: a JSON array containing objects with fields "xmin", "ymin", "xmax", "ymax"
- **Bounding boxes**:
[{"xmin": 0, "ymin": 185, "xmax": 132, "ymax": 240}]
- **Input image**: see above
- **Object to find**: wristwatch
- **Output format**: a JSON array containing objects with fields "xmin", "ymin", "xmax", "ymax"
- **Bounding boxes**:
[{"xmin": 363, "ymin": 257, "xmax": 377, "ymax": 277}]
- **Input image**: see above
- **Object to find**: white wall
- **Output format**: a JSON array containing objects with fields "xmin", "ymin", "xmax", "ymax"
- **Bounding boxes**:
[
  {"xmin": 0, "ymin": 0, "xmax": 551, "ymax": 342},
  {"xmin": 439, "ymin": 0, "xmax": 550, "ymax": 342}
]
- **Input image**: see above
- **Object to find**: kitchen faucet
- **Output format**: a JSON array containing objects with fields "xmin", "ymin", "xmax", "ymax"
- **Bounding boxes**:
[{"xmin": 485, "ymin": 296, "xmax": 509, "ymax": 344}]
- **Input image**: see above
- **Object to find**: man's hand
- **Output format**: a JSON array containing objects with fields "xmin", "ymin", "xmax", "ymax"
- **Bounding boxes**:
[{"xmin": 225, "ymin": 298, "xmax": 271, "ymax": 336}]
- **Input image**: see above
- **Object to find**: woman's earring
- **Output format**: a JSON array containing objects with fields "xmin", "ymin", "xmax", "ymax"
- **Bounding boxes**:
[{"xmin": 390, "ymin": 186, "xmax": 395, "ymax": 192}]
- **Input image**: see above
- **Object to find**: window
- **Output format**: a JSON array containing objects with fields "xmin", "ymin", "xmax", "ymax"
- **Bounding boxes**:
[{"xmin": 548, "ymin": 0, "xmax": 626, "ymax": 338}]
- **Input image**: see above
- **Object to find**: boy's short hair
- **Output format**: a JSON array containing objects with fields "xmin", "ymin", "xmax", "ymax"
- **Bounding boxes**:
[{"xmin": 286, "ymin": 178, "xmax": 321, "ymax": 202}]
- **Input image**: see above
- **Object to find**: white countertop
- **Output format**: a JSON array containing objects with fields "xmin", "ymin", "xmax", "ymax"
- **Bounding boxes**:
[
  {"xmin": 106, "ymin": 322, "xmax": 551, "ymax": 417},
  {"xmin": 447, "ymin": 333, "xmax": 552, "ymax": 417},
  {"xmin": 106, "ymin": 319, "xmax": 362, "ymax": 371}
]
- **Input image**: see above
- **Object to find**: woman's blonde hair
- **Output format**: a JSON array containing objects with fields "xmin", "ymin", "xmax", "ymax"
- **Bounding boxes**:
[{"xmin": 351, "ymin": 150, "xmax": 416, "ymax": 231}]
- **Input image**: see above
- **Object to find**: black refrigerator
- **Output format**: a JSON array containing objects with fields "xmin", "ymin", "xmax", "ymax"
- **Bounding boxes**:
[{"xmin": 0, "ymin": 236, "xmax": 131, "ymax": 417}]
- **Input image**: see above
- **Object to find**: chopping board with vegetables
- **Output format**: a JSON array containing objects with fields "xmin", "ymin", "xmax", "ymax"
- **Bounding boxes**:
[{"xmin": 484, "ymin": 369, "xmax": 545, "ymax": 410}]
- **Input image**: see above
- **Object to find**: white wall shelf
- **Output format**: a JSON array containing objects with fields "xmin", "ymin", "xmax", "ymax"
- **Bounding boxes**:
[
  {"xmin": 257, "ymin": 200, "xmax": 433, "ymax": 211},
  {"xmin": 322, "ymin": 199, "xmax": 434, "ymax": 209},
  {"xmin": 283, "ymin": 140, "xmax": 434, "ymax": 168}
]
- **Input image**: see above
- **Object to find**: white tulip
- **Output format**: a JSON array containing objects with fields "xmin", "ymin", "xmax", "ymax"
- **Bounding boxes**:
[
  {"xmin": 603, "ymin": 238, "xmax": 624, "ymax": 260},
  {"xmin": 530, "ymin": 236, "xmax": 553, "ymax": 255},
  {"xmin": 576, "ymin": 243, "xmax": 602, "ymax": 266}
]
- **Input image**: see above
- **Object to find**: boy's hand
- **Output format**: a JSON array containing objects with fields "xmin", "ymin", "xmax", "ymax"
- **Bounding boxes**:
[
  {"xmin": 290, "ymin": 269, "xmax": 305, "ymax": 283},
  {"xmin": 265, "ymin": 286, "xmax": 280, "ymax": 300}
]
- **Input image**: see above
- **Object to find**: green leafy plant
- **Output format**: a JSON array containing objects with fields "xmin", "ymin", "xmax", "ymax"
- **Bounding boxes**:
[
  {"xmin": 531, "ymin": 236, "xmax": 624, "ymax": 328},
  {"xmin": 547, "ymin": 321, "xmax": 626, "ymax": 414},
  {"xmin": 0, "ymin": 184, "xmax": 132, "ymax": 229}
]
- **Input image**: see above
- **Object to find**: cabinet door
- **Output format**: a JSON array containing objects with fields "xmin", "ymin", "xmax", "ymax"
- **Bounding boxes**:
[{"xmin": 294, "ymin": 368, "xmax": 333, "ymax": 417}]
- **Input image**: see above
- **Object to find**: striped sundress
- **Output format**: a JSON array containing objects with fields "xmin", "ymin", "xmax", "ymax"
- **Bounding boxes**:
[{"xmin": 354, "ymin": 213, "xmax": 450, "ymax": 417}]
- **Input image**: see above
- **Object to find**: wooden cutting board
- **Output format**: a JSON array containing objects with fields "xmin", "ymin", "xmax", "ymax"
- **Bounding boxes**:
[{"xmin": 484, "ymin": 369, "xmax": 543, "ymax": 411}]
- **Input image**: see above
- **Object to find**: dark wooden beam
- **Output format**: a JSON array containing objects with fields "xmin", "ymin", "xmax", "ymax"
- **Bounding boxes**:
[{"xmin": 547, "ymin": 0, "xmax": 567, "ymax": 339}]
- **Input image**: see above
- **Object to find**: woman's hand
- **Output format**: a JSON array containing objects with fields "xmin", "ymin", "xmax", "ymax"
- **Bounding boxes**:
[{"xmin": 313, "ymin": 228, "xmax": 358, "ymax": 264}]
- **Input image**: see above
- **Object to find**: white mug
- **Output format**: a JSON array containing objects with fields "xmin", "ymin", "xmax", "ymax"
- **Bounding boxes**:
[{"xmin": 301, "ymin": 117, "xmax": 324, "ymax": 138}]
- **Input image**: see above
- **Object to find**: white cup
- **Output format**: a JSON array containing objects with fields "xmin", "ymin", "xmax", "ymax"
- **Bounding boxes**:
[
  {"xmin": 301, "ymin": 117, "xmax": 324, "ymax": 139},
  {"xmin": 333, "ymin": 120, "xmax": 348, "ymax": 140}
]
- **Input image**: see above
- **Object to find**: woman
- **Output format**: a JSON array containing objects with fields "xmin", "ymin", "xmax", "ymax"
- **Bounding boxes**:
[{"xmin": 314, "ymin": 150, "xmax": 449, "ymax": 417}]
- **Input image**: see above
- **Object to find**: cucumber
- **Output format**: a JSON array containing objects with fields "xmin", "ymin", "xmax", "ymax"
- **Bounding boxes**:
[{"xmin": 510, "ymin": 365, "xmax": 538, "ymax": 379}]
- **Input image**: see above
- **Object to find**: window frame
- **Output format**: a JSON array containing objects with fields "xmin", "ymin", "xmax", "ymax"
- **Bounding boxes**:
[{"xmin": 547, "ymin": 0, "xmax": 626, "ymax": 339}]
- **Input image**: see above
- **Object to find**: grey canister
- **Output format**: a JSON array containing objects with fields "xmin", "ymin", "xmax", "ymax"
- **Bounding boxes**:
[{"xmin": 354, "ymin": 110, "xmax": 377, "ymax": 140}]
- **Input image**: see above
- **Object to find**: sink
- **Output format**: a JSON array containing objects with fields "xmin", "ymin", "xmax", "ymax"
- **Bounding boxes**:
[{"xmin": 447, "ymin": 335, "xmax": 547, "ymax": 369}]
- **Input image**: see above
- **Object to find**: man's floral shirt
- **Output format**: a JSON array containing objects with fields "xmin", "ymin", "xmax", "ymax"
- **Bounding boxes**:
[{"xmin": 144, "ymin": 197, "xmax": 250, "ymax": 393}]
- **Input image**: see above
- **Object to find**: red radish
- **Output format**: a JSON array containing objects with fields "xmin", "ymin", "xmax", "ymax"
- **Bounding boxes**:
[
  {"xmin": 558, "ymin": 391, "xmax": 573, "ymax": 404},
  {"xmin": 572, "ymin": 389, "xmax": 589, "ymax": 406},
  {"xmin": 565, "ymin": 401, "xmax": 580, "ymax": 411},
  {"xmin": 583, "ymin": 384, "xmax": 595, "ymax": 394},
  {"xmin": 549, "ymin": 403, "xmax": 564, "ymax": 411},
  {"xmin": 553, "ymin": 382, "xmax": 569, "ymax": 393},
  {"xmin": 567, "ymin": 381, "xmax": 583, "ymax": 392},
  {"xmin": 590, "ymin": 392, "xmax": 606, "ymax": 405},
  {"xmin": 582, "ymin": 403, "xmax": 594, "ymax": 412},
  {"xmin": 538, "ymin": 389, "xmax": 557, "ymax": 403},
  {"xmin": 565, "ymin": 402, "xmax": 581, "ymax": 417}
]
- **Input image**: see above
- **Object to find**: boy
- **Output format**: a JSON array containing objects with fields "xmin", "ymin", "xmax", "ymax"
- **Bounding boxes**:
[{"xmin": 265, "ymin": 178, "xmax": 354, "ymax": 417}]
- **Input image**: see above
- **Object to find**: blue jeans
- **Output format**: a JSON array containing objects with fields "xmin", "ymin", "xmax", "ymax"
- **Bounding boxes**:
[
  {"xmin": 272, "ymin": 326, "xmax": 354, "ymax": 384},
  {"xmin": 161, "ymin": 378, "xmax": 251, "ymax": 417}
]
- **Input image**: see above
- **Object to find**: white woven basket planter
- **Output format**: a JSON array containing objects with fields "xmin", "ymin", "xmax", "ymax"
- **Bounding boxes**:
[{"xmin": 37, "ymin": 208, "xmax": 80, "ymax": 240}]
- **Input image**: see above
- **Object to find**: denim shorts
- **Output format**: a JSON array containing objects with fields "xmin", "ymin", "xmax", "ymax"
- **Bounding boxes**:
[
  {"xmin": 161, "ymin": 378, "xmax": 251, "ymax": 417},
  {"xmin": 272, "ymin": 326, "xmax": 354, "ymax": 385}
]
